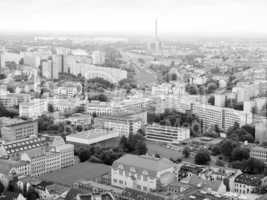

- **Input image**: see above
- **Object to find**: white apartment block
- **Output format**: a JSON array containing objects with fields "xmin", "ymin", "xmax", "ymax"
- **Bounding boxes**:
[
  {"xmin": 41, "ymin": 59, "xmax": 52, "ymax": 79},
  {"xmin": 223, "ymin": 108, "xmax": 253, "ymax": 130},
  {"xmin": 19, "ymin": 99, "xmax": 48, "ymax": 119},
  {"xmin": 111, "ymin": 154, "xmax": 175, "ymax": 192},
  {"xmin": 192, "ymin": 103, "xmax": 224, "ymax": 130},
  {"xmin": 146, "ymin": 124, "xmax": 190, "ymax": 144},
  {"xmin": 84, "ymin": 64, "xmax": 127, "ymax": 83},
  {"xmin": 92, "ymin": 50, "xmax": 105, "ymax": 65}
]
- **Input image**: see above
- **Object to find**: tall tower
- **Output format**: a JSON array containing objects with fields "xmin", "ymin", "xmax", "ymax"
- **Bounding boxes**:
[{"xmin": 155, "ymin": 18, "xmax": 158, "ymax": 40}]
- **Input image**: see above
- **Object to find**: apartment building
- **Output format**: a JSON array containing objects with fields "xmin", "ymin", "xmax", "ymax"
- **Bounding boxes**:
[
  {"xmin": 223, "ymin": 108, "xmax": 253, "ymax": 130},
  {"xmin": 1, "ymin": 120, "xmax": 38, "ymax": 141},
  {"xmin": 94, "ymin": 116, "xmax": 142, "ymax": 137},
  {"xmin": 19, "ymin": 99, "xmax": 48, "ymax": 119},
  {"xmin": 192, "ymin": 103, "xmax": 224, "ymax": 130},
  {"xmin": 146, "ymin": 124, "xmax": 190, "ymax": 144},
  {"xmin": 111, "ymin": 154, "xmax": 175, "ymax": 192}
]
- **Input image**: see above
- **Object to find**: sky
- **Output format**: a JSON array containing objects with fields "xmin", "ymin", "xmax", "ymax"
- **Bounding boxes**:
[{"xmin": 0, "ymin": 0, "xmax": 267, "ymax": 37}]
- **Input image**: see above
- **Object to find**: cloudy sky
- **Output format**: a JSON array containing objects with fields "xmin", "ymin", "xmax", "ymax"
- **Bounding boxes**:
[{"xmin": 0, "ymin": 0, "xmax": 267, "ymax": 36}]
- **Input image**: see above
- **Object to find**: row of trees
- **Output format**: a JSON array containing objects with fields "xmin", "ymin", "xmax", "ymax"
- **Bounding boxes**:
[
  {"xmin": 147, "ymin": 109, "xmax": 201, "ymax": 136},
  {"xmin": 77, "ymin": 133, "xmax": 147, "ymax": 165},
  {"xmin": 227, "ymin": 123, "xmax": 255, "ymax": 143},
  {"xmin": 211, "ymin": 138, "xmax": 265, "ymax": 174},
  {"xmin": 88, "ymin": 94, "xmax": 108, "ymax": 102},
  {"xmin": 85, "ymin": 78, "xmax": 115, "ymax": 92},
  {"xmin": 185, "ymin": 80, "xmax": 219, "ymax": 95}
]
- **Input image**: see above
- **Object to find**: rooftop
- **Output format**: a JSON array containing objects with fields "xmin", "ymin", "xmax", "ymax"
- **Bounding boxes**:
[
  {"xmin": 234, "ymin": 173, "xmax": 264, "ymax": 186},
  {"xmin": 112, "ymin": 154, "xmax": 174, "ymax": 177}
]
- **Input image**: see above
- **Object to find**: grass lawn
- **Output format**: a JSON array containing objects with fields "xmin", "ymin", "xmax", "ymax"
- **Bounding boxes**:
[
  {"xmin": 146, "ymin": 141, "xmax": 183, "ymax": 160},
  {"xmin": 39, "ymin": 162, "xmax": 110, "ymax": 186}
]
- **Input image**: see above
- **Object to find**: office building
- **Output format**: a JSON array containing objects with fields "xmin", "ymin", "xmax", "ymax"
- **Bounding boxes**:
[
  {"xmin": 94, "ymin": 116, "xmax": 142, "ymax": 137},
  {"xmin": 111, "ymin": 154, "xmax": 175, "ymax": 192},
  {"xmin": 146, "ymin": 124, "xmax": 190, "ymax": 144},
  {"xmin": 19, "ymin": 99, "xmax": 48, "ymax": 119},
  {"xmin": 0, "ymin": 93, "xmax": 31, "ymax": 109},
  {"xmin": 1, "ymin": 120, "xmax": 38, "ymax": 141},
  {"xmin": 51, "ymin": 55, "xmax": 64, "ymax": 79}
]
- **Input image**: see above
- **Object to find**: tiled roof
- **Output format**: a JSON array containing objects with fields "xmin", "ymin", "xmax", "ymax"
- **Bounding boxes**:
[
  {"xmin": 234, "ymin": 173, "xmax": 264, "ymax": 186},
  {"xmin": 112, "ymin": 154, "xmax": 174, "ymax": 177}
]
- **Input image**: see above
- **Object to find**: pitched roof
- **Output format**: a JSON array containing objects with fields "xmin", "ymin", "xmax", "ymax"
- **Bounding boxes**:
[{"xmin": 112, "ymin": 154, "xmax": 174, "ymax": 177}]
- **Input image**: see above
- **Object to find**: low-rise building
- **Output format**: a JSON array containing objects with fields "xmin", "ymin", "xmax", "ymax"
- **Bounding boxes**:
[
  {"xmin": 250, "ymin": 146, "xmax": 267, "ymax": 163},
  {"xmin": 1, "ymin": 120, "xmax": 38, "ymax": 142},
  {"xmin": 0, "ymin": 93, "xmax": 30, "ymax": 109},
  {"xmin": 19, "ymin": 99, "xmax": 48, "ymax": 119},
  {"xmin": 66, "ymin": 128, "xmax": 119, "ymax": 146},
  {"xmin": 111, "ymin": 154, "xmax": 175, "ymax": 192},
  {"xmin": 94, "ymin": 116, "xmax": 142, "ymax": 137},
  {"xmin": 145, "ymin": 124, "xmax": 190, "ymax": 144},
  {"xmin": 234, "ymin": 173, "xmax": 266, "ymax": 195}
]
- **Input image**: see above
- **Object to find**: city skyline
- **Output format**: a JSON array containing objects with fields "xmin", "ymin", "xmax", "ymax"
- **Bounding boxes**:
[{"xmin": 1, "ymin": 0, "xmax": 267, "ymax": 37}]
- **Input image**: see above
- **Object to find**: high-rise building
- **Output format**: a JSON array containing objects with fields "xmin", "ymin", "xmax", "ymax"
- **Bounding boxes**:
[
  {"xmin": 52, "ymin": 55, "xmax": 64, "ymax": 79},
  {"xmin": 41, "ymin": 59, "xmax": 53, "ymax": 79},
  {"xmin": 92, "ymin": 51, "xmax": 105, "ymax": 65}
]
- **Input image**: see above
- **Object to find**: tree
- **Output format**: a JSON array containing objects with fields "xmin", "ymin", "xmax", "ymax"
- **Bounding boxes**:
[
  {"xmin": 195, "ymin": 150, "xmax": 211, "ymax": 165},
  {"xmin": 0, "ymin": 182, "xmax": 5, "ymax": 194},
  {"xmin": 48, "ymin": 104, "xmax": 54, "ymax": 113},
  {"xmin": 211, "ymin": 146, "xmax": 221, "ymax": 156},
  {"xmin": 208, "ymin": 96, "xmax": 215, "ymax": 105},
  {"xmin": 182, "ymin": 147, "xmax": 191, "ymax": 158},
  {"xmin": 134, "ymin": 141, "xmax": 147, "ymax": 155},
  {"xmin": 78, "ymin": 150, "xmax": 91, "ymax": 162},
  {"xmin": 186, "ymin": 84, "xmax": 198, "ymax": 95},
  {"xmin": 231, "ymin": 147, "xmax": 250, "ymax": 161},
  {"xmin": 215, "ymin": 159, "xmax": 225, "ymax": 167},
  {"xmin": 220, "ymin": 139, "xmax": 238, "ymax": 158}
]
